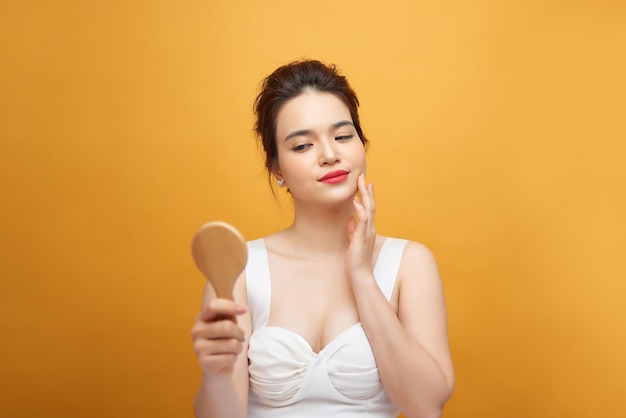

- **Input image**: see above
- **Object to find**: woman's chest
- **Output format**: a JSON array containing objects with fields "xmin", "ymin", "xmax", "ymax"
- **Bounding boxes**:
[{"xmin": 266, "ymin": 256, "xmax": 359, "ymax": 353}]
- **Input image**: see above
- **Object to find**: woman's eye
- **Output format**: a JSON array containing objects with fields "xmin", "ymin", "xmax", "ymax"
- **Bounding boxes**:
[
  {"xmin": 292, "ymin": 144, "xmax": 311, "ymax": 152},
  {"xmin": 336, "ymin": 135, "xmax": 353, "ymax": 141}
]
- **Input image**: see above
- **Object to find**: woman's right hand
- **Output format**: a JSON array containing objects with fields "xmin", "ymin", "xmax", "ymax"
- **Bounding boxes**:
[{"xmin": 191, "ymin": 298, "xmax": 248, "ymax": 378}]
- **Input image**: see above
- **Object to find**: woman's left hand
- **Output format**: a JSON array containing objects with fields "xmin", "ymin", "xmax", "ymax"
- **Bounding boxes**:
[{"xmin": 345, "ymin": 173, "xmax": 377, "ymax": 282}]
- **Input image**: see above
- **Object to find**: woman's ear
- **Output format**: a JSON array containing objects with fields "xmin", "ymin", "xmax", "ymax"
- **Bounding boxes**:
[
  {"xmin": 270, "ymin": 162, "xmax": 282, "ymax": 179},
  {"xmin": 271, "ymin": 163, "xmax": 286, "ymax": 188}
]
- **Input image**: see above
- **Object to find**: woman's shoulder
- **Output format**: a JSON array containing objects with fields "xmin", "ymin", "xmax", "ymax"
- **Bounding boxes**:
[
  {"xmin": 246, "ymin": 230, "xmax": 293, "ymax": 259},
  {"xmin": 387, "ymin": 238, "xmax": 441, "ymax": 292},
  {"xmin": 380, "ymin": 235, "xmax": 435, "ymax": 254},
  {"xmin": 247, "ymin": 230, "xmax": 283, "ymax": 247},
  {"xmin": 379, "ymin": 235, "xmax": 439, "ymax": 269}
]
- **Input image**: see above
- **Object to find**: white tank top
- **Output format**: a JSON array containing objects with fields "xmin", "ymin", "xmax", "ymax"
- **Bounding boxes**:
[{"xmin": 245, "ymin": 237, "xmax": 408, "ymax": 418}]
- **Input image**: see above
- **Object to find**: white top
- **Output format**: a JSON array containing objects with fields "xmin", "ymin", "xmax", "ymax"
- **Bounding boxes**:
[{"xmin": 245, "ymin": 237, "xmax": 408, "ymax": 418}]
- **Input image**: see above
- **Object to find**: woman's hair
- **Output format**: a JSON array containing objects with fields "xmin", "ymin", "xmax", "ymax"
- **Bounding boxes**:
[{"xmin": 253, "ymin": 59, "xmax": 368, "ymax": 179}]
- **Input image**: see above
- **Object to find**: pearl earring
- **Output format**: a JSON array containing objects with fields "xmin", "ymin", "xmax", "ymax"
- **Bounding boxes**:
[{"xmin": 277, "ymin": 178, "xmax": 285, "ymax": 187}]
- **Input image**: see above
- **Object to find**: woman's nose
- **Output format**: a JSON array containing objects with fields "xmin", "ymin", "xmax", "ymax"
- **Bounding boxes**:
[{"xmin": 319, "ymin": 139, "xmax": 340, "ymax": 165}]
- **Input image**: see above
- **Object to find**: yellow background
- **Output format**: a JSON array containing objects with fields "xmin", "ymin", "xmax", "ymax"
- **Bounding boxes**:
[{"xmin": 1, "ymin": 1, "xmax": 625, "ymax": 417}]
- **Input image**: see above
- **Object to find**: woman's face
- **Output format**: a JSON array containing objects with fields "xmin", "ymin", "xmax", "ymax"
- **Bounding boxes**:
[{"xmin": 273, "ymin": 90, "xmax": 366, "ymax": 205}]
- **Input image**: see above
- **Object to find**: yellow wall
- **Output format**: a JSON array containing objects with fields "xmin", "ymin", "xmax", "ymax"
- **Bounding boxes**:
[{"xmin": 2, "ymin": 1, "xmax": 625, "ymax": 417}]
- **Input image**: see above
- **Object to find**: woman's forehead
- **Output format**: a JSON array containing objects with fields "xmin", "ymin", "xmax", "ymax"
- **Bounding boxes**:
[{"xmin": 276, "ymin": 91, "xmax": 351, "ymax": 138}]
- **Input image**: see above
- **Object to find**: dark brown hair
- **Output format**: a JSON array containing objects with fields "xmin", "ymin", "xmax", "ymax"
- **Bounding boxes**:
[{"xmin": 253, "ymin": 60, "xmax": 368, "ymax": 178}]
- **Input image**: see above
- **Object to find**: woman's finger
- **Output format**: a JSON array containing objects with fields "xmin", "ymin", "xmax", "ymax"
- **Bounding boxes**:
[
  {"xmin": 368, "ymin": 182, "xmax": 375, "ymax": 216},
  {"xmin": 199, "ymin": 299, "xmax": 246, "ymax": 322},
  {"xmin": 357, "ymin": 174, "xmax": 375, "ymax": 217}
]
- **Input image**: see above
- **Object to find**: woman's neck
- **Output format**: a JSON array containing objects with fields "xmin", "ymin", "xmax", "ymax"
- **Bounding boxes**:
[{"xmin": 283, "ymin": 200, "xmax": 354, "ymax": 254}]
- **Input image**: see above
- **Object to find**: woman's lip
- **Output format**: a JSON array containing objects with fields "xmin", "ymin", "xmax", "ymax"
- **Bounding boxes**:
[
  {"xmin": 321, "ymin": 173, "xmax": 349, "ymax": 184},
  {"xmin": 319, "ymin": 170, "xmax": 349, "ymax": 181}
]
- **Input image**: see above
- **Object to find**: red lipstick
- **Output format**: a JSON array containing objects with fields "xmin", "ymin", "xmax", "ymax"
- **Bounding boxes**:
[{"xmin": 319, "ymin": 170, "xmax": 349, "ymax": 184}]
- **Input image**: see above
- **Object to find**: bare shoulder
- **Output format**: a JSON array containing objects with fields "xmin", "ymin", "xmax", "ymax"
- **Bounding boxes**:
[
  {"xmin": 257, "ymin": 229, "xmax": 290, "ymax": 256},
  {"xmin": 398, "ymin": 240, "xmax": 440, "ymax": 278},
  {"xmin": 401, "ymin": 239, "xmax": 437, "ymax": 260},
  {"xmin": 396, "ymin": 240, "xmax": 445, "ymax": 310}
]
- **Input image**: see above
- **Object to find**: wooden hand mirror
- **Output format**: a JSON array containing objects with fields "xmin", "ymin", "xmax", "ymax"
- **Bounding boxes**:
[{"xmin": 191, "ymin": 221, "xmax": 247, "ymax": 300}]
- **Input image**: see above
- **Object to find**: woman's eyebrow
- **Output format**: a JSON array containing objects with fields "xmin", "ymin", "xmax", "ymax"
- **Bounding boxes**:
[
  {"xmin": 331, "ymin": 120, "xmax": 354, "ymax": 130},
  {"xmin": 284, "ymin": 120, "xmax": 354, "ymax": 141},
  {"xmin": 284, "ymin": 129, "xmax": 312, "ymax": 141}
]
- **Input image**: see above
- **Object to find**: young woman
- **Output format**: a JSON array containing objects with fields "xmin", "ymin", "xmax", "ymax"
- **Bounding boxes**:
[{"xmin": 191, "ymin": 60, "xmax": 454, "ymax": 418}]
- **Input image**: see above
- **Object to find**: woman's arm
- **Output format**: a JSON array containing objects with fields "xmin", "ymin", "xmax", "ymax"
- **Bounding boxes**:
[
  {"xmin": 346, "ymin": 174, "xmax": 454, "ymax": 418},
  {"xmin": 352, "ymin": 242, "xmax": 454, "ymax": 418},
  {"xmin": 191, "ymin": 274, "xmax": 251, "ymax": 418}
]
